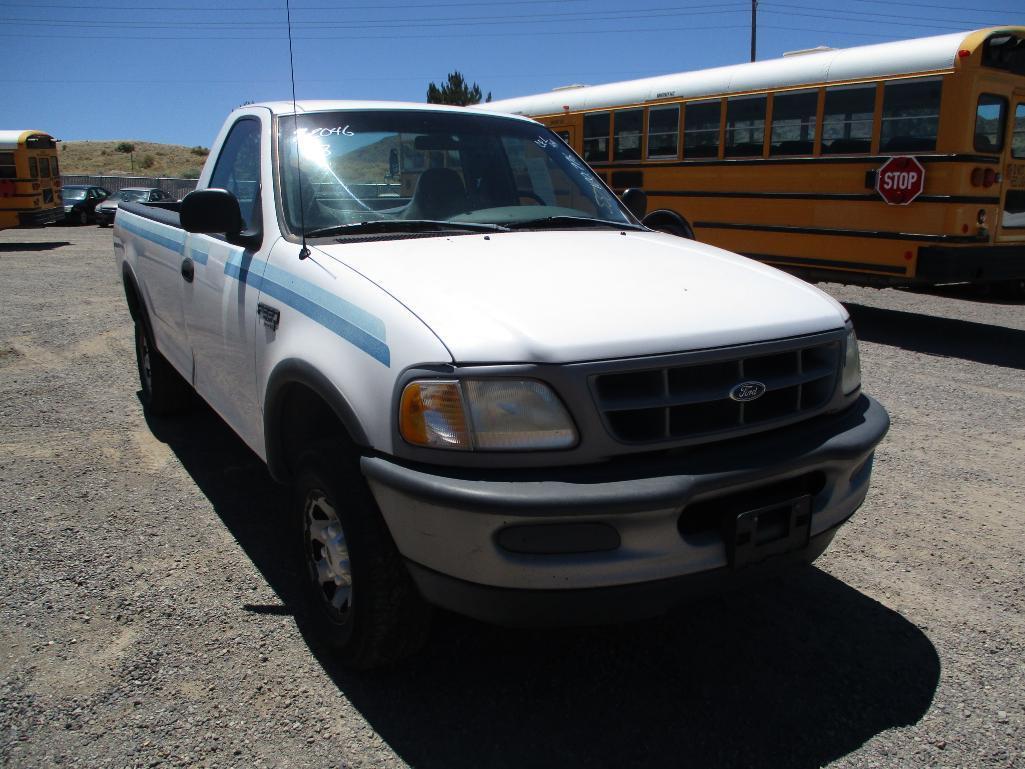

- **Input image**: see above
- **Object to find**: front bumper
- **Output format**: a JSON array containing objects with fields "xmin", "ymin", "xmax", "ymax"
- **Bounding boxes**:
[
  {"xmin": 95, "ymin": 208, "xmax": 116, "ymax": 225},
  {"xmin": 363, "ymin": 394, "xmax": 889, "ymax": 625}
]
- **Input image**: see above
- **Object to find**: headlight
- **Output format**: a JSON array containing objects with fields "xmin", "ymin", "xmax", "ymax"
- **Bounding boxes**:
[
  {"xmin": 842, "ymin": 328, "xmax": 862, "ymax": 395},
  {"xmin": 64, "ymin": 205, "xmax": 73, "ymax": 211},
  {"xmin": 399, "ymin": 378, "xmax": 577, "ymax": 451}
]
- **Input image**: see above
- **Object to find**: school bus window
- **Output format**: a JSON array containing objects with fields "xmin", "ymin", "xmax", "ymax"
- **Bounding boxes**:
[
  {"xmin": 52, "ymin": 156, "xmax": 59, "ymax": 176},
  {"xmin": 725, "ymin": 95, "xmax": 767, "ymax": 157},
  {"xmin": 770, "ymin": 90, "xmax": 818, "ymax": 156},
  {"xmin": 583, "ymin": 112, "xmax": 610, "ymax": 162},
  {"xmin": 647, "ymin": 105, "xmax": 679, "ymax": 159},
  {"xmin": 821, "ymin": 85, "xmax": 874, "ymax": 154},
  {"xmin": 1011, "ymin": 103, "xmax": 1025, "ymax": 158},
  {"xmin": 974, "ymin": 95, "xmax": 1007, "ymax": 152},
  {"xmin": 683, "ymin": 100, "xmax": 720, "ymax": 159},
  {"xmin": 613, "ymin": 109, "xmax": 643, "ymax": 161},
  {"xmin": 880, "ymin": 78, "xmax": 942, "ymax": 152},
  {"xmin": 29, "ymin": 157, "xmax": 38, "ymax": 178},
  {"xmin": 39, "ymin": 158, "xmax": 51, "ymax": 178},
  {"xmin": 0, "ymin": 153, "xmax": 14, "ymax": 179}
]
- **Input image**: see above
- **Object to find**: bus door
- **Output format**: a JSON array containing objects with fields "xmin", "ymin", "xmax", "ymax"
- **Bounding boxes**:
[{"xmin": 998, "ymin": 92, "xmax": 1025, "ymax": 238}]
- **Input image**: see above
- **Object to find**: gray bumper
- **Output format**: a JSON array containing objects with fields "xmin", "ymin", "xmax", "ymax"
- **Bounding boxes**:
[{"xmin": 362, "ymin": 395, "xmax": 889, "ymax": 620}]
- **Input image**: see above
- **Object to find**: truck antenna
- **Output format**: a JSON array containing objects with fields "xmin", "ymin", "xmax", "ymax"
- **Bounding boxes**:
[{"xmin": 286, "ymin": 0, "xmax": 310, "ymax": 260}]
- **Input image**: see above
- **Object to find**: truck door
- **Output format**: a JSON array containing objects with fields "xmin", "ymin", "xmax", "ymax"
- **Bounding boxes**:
[{"xmin": 182, "ymin": 117, "xmax": 269, "ymax": 452}]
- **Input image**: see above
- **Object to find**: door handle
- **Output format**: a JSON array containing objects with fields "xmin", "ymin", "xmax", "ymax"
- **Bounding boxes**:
[{"xmin": 181, "ymin": 257, "xmax": 194, "ymax": 283}]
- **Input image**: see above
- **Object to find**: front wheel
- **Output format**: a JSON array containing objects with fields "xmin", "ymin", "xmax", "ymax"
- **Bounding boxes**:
[
  {"xmin": 295, "ymin": 445, "xmax": 431, "ymax": 669},
  {"xmin": 134, "ymin": 320, "xmax": 192, "ymax": 416},
  {"xmin": 78, "ymin": 210, "xmax": 88, "ymax": 226}
]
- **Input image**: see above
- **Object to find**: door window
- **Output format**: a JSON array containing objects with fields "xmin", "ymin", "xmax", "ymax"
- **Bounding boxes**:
[
  {"xmin": 974, "ymin": 94, "xmax": 1007, "ymax": 153},
  {"xmin": 1012, "ymin": 103, "xmax": 1025, "ymax": 159},
  {"xmin": 209, "ymin": 118, "xmax": 261, "ymax": 229}
]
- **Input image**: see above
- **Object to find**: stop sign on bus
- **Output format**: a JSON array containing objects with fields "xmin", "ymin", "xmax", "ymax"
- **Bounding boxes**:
[{"xmin": 876, "ymin": 156, "xmax": 926, "ymax": 205}]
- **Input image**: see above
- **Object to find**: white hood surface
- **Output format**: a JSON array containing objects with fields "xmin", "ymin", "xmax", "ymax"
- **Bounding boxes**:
[{"xmin": 318, "ymin": 230, "xmax": 848, "ymax": 364}]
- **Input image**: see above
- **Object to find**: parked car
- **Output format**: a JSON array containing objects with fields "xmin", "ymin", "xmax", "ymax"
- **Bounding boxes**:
[
  {"xmin": 61, "ymin": 184, "xmax": 110, "ymax": 225},
  {"xmin": 95, "ymin": 187, "xmax": 173, "ymax": 227}
]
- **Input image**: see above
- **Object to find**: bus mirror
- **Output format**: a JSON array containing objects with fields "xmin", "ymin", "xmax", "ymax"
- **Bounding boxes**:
[{"xmin": 621, "ymin": 188, "xmax": 647, "ymax": 220}]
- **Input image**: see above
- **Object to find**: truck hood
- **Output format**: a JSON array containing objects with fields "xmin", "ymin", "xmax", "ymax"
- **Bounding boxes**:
[{"xmin": 316, "ymin": 230, "xmax": 848, "ymax": 364}]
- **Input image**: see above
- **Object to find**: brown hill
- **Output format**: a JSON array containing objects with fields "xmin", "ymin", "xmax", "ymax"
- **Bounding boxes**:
[{"xmin": 58, "ymin": 140, "xmax": 211, "ymax": 178}]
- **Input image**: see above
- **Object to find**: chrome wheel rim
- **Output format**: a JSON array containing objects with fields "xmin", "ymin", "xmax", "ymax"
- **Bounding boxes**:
[{"xmin": 304, "ymin": 490, "xmax": 353, "ymax": 621}]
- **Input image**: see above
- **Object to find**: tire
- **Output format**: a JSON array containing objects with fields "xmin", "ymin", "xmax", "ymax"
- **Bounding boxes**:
[
  {"xmin": 294, "ymin": 444, "xmax": 431, "ymax": 669},
  {"xmin": 653, "ymin": 221, "xmax": 695, "ymax": 239},
  {"xmin": 134, "ymin": 320, "xmax": 192, "ymax": 416},
  {"xmin": 78, "ymin": 210, "xmax": 88, "ymax": 226}
]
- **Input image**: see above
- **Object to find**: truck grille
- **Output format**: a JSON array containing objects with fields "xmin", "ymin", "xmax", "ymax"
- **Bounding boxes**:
[{"xmin": 592, "ymin": 339, "xmax": 841, "ymax": 444}]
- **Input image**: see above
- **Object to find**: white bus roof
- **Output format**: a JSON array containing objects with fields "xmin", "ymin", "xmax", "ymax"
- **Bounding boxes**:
[
  {"xmin": 0, "ymin": 130, "xmax": 50, "ymax": 150},
  {"xmin": 482, "ymin": 28, "xmax": 1013, "ymax": 116}
]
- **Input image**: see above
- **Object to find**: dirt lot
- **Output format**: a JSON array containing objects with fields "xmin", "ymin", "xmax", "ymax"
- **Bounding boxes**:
[{"xmin": 1, "ymin": 225, "xmax": 1022, "ymax": 769}]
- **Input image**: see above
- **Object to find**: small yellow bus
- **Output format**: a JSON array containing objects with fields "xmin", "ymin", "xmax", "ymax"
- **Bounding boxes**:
[
  {"xmin": 0, "ymin": 130, "xmax": 63, "ymax": 230},
  {"xmin": 484, "ymin": 28, "xmax": 1025, "ymax": 295}
]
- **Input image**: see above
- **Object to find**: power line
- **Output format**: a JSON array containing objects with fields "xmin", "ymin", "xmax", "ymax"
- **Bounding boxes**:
[
  {"xmin": 764, "ymin": 2, "xmax": 1017, "ymax": 28},
  {"xmin": 766, "ymin": 4, "xmax": 1004, "ymax": 28},
  {"xmin": 0, "ymin": 0, "xmax": 586, "ymax": 9},
  {"xmin": 0, "ymin": 22, "xmax": 757, "ymax": 41},
  {"xmin": 1, "ymin": 6, "xmax": 753, "ymax": 30}
]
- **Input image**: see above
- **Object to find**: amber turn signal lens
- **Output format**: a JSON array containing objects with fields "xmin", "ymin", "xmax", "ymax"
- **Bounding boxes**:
[{"xmin": 399, "ymin": 381, "xmax": 471, "ymax": 450}]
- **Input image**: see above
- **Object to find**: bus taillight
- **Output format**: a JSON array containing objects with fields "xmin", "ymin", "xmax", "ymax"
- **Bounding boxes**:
[{"xmin": 971, "ymin": 168, "xmax": 1000, "ymax": 187}]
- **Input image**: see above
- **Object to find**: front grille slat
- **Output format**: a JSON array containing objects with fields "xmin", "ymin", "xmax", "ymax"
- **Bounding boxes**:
[{"xmin": 592, "ymin": 338, "xmax": 841, "ymax": 445}]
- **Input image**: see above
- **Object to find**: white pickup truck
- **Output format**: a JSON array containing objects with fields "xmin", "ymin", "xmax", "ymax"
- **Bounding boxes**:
[{"xmin": 114, "ymin": 100, "xmax": 889, "ymax": 668}]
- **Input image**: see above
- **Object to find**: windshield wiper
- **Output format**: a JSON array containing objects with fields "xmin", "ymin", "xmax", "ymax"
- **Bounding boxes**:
[
  {"xmin": 506, "ymin": 215, "xmax": 645, "ymax": 231},
  {"xmin": 306, "ymin": 219, "xmax": 510, "ymax": 238}
]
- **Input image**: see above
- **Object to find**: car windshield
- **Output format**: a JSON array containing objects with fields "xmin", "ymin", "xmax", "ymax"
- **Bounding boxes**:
[
  {"xmin": 117, "ymin": 189, "xmax": 150, "ymax": 202},
  {"xmin": 62, "ymin": 188, "xmax": 87, "ymax": 200},
  {"xmin": 277, "ymin": 110, "xmax": 633, "ymax": 236}
]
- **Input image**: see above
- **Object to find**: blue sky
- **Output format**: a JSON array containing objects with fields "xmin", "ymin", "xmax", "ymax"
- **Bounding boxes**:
[{"xmin": 4, "ymin": 0, "xmax": 1022, "ymax": 147}]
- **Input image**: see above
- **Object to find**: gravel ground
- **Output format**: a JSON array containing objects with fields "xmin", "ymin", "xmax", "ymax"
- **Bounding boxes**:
[{"xmin": 1, "ymin": 225, "xmax": 1022, "ymax": 769}]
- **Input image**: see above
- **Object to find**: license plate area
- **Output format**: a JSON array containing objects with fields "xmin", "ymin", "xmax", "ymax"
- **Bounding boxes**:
[{"xmin": 727, "ymin": 495, "xmax": 811, "ymax": 569}]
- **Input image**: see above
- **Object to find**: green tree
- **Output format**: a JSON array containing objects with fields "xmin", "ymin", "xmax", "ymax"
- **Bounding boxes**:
[
  {"xmin": 115, "ymin": 142, "xmax": 136, "ymax": 172},
  {"xmin": 426, "ymin": 71, "xmax": 492, "ymax": 106}
]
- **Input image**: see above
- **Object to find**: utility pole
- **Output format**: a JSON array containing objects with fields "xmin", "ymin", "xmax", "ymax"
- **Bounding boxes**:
[{"xmin": 750, "ymin": 0, "xmax": 757, "ymax": 62}]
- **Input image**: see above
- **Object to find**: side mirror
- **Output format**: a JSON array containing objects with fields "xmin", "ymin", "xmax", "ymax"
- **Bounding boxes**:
[
  {"xmin": 620, "ymin": 188, "xmax": 647, "ymax": 220},
  {"xmin": 181, "ymin": 188, "xmax": 243, "ymax": 235}
]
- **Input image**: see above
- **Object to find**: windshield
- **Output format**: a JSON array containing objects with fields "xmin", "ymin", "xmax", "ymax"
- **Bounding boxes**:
[
  {"xmin": 117, "ymin": 189, "xmax": 149, "ymax": 202},
  {"xmin": 277, "ymin": 110, "xmax": 632, "ymax": 236},
  {"xmin": 62, "ymin": 188, "xmax": 87, "ymax": 200}
]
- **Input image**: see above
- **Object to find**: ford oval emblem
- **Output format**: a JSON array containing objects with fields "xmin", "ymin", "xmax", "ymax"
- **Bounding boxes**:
[{"xmin": 729, "ymin": 381, "xmax": 767, "ymax": 402}]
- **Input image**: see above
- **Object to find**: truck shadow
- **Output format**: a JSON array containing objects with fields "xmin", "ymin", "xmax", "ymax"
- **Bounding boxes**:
[
  {"xmin": 845, "ymin": 302, "xmax": 1025, "ymax": 370},
  {"xmin": 146, "ymin": 402, "xmax": 940, "ymax": 769},
  {"xmin": 0, "ymin": 241, "xmax": 71, "ymax": 252}
]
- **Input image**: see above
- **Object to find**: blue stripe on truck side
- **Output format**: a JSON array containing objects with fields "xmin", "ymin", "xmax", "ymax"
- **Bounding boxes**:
[
  {"xmin": 122, "ymin": 214, "xmax": 390, "ymax": 367},
  {"xmin": 119, "ymin": 215, "xmax": 186, "ymax": 255},
  {"xmin": 224, "ymin": 252, "xmax": 391, "ymax": 367}
]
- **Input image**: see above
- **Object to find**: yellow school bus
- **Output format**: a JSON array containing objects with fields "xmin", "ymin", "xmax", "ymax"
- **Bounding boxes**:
[
  {"xmin": 0, "ymin": 130, "xmax": 63, "ymax": 230},
  {"xmin": 483, "ymin": 28, "xmax": 1025, "ymax": 294}
]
